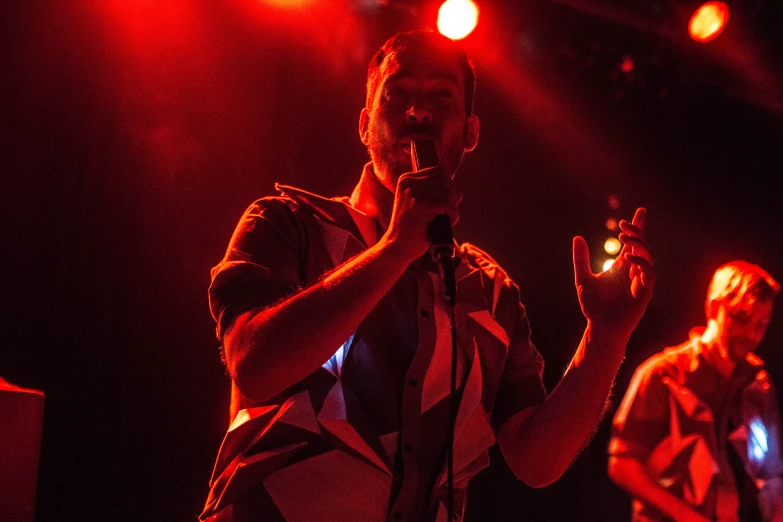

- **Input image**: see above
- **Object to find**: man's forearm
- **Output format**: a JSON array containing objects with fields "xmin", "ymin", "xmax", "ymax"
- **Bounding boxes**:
[
  {"xmin": 225, "ymin": 238, "xmax": 412, "ymax": 403},
  {"xmin": 498, "ymin": 323, "xmax": 627, "ymax": 487},
  {"xmin": 608, "ymin": 456, "xmax": 707, "ymax": 521}
]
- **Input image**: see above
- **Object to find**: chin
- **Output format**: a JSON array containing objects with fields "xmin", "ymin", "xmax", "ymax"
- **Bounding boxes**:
[{"xmin": 729, "ymin": 346, "xmax": 753, "ymax": 363}]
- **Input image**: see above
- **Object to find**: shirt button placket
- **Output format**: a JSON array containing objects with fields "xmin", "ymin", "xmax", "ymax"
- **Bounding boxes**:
[{"xmin": 390, "ymin": 273, "xmax": 435, "ymax": 522}]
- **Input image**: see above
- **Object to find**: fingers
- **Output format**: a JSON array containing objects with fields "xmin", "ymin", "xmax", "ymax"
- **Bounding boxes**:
[
  {"xmin": 395, "ymin": 169, "xmax": 461, "ymax": 229},
  {"xmin": 617, "ymin": 207, "xmax": 653, "ymax": 267},
  {"xmin": 618, "ymin": 233, "xmax": 653, "ymax": 264},
  {"xmin": 624, "ymin": 252, "xmax": 656, "ymax": 292},
  {"xmin": 399, "ymin": 166, "xmax": 448, "ymax": 182},
  {"xmin": 618, "ymin": 220, "xmax": 643, "ymax": 237},
  {"xmin": 398, "ymin": 171, "xmax": 460, "ymax": 206},
  {"xmin": 572, "ymin": 236, "xmax": 593, "ymax": 286},
  {"xmin": 629, "ymin": 207, "xmax": 646, "ymax": 233}
]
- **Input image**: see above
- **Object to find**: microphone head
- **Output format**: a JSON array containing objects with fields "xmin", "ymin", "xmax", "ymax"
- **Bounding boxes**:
[{"xmin": 410, "ymin": 139, "xmax": 439, "ymax": 171}]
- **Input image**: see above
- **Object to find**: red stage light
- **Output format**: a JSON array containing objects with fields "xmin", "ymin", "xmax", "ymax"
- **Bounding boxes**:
[
  {"xmin": 688, "ymin": 2, "xmax": 730, "ymax": 43},
  {"xmin": 264, "ymin": 0, "xmax": 315, "ymax": 8},
  {"xmin": 437, "ymin": 0, "xmax": 479, "ymax": 41},
  {"xmin": 620, "ymin": 55, "xmax": 634, "ymax": 73}
]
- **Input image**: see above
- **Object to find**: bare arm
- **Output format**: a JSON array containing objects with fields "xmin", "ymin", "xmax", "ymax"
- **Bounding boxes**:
[
  {"xmin": 225, "ymin": 168, "xmax": 460, "ymax": 403},
  {"xmin": 608, "ymin": 456, "xmax": 711, "ymax": 522},
  {"xmin": 498, "ymin": 208, "xmax": 656, "ymax": 487},
  {"xmin": 498, "ymin": 323, "xmax": 629, "ymax": 487},
  {"xmin": 225, "ymin": 238, "xmax": 411, "ymax": 402}
]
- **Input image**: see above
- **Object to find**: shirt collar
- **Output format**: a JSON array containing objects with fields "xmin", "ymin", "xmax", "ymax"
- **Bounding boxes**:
[
  {"xmin": 277, "ymin": 164, "xmax": 465, "ymax": 269},
  {"xmin": 688, "ymin": 327, "xmax": 763, "ymax": 379},
  {"xmin": 274, "ymin": 180, "xmax": 379, "ymax": 248}
]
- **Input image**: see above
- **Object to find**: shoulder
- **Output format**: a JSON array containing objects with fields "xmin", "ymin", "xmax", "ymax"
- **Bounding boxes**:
[
  {"xmin": 241, "ymin": 194, "xmax": 301, "ymax": 220},
  {"xmin": 633, "ymin": 341, "xmax": 695, "ymax": 384},
  {"xmin": 459, "ymin": 242, "xmax": 515, "ymax": 287},
  {"xmin": 223, "ymin": 195, "xmax": 305, "ymax": 250},
  {"xmin": 233, "ymin": 187, "xmax": 338, "ymax": 236},
  {"xmin": 458, "ymin": 241, "xmax": 524, "ymax": 313}
]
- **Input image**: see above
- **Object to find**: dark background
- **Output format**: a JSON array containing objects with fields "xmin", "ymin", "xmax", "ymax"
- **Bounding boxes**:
[{"xmin": 2, "ymin": 1, "xmax": 782, "ymax": 520}]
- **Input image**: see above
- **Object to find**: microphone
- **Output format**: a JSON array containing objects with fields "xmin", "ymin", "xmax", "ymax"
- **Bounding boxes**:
[
  {"xmin": 410, "ymin": 138, "xmax": 457, "ymax": 306},
  {"xmin": 410, "ymin": 140, "xmax": 459, "ymax": 522}
]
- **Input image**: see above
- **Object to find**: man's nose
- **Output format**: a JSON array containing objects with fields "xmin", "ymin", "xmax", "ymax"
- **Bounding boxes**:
[{"xmin": 406, "ymin": 101, "xmax": 433, "ymax": 123}]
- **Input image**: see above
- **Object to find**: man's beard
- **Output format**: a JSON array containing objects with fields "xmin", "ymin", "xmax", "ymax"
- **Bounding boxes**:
[
  {"xmin": 728, "ymin": 338, "xmax": 756, "ymax": 362},
  {"xmin": 367, "ymin": 130, "xmax": 406, "ymax": 190},
  {"xmin": 366, "ymin": 125, "xmax": 467, "ymax": 188}
]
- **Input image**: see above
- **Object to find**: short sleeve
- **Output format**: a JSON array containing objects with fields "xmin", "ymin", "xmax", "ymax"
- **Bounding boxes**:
[
  {"xmin": 490, "ymin": 297, "xmax": 547, "ymax": 431},
  {"xmin": 208, "ymin": 197, "xmax": 304, "ymax": 340},
  {"xmin": 609, "ymin": 360, "xmax": 670, "ymax": 461},
  {"xmin": 743, "ymin": 374, "xmax": 783, "ymax": 520},
  {"xmin": 743, "ymin": 373, "xmax": 783, "ymax": 476}
]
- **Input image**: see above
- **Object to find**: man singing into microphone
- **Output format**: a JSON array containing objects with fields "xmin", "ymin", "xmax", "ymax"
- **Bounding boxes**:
[{"xmin": 200, "ymin": 30, "xmax": 655, "ymax": 522}]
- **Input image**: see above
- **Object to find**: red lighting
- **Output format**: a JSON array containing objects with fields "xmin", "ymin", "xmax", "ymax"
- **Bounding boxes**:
[
  {"xmin": 263, "ymin": 0, "xmax": 316, "ymax": 8},
  {"xmin": 689, "ymin": 2, "xmax": 730, "ymax": 43},
  {"xmin": 620, "ymin": 55, "xmax": 634, "ymax": 73},
  {"xmin": 437, "ymin": 0, "xmax": 479, "ymax": 41}
]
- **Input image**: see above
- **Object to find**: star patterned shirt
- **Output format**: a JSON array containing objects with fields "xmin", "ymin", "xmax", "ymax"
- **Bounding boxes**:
[
  {"xmin": 200, "ymin": 165, "xmax": 548, "ymax": 522},
  {"xmin": 609, "ymin": 333, "xmax": 783, "ymax": 522}
]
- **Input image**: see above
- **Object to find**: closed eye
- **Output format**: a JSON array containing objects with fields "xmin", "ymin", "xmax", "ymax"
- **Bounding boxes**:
[{"xmin": 384, "ymin": 86, "xmax": 408, "ymax": 101}]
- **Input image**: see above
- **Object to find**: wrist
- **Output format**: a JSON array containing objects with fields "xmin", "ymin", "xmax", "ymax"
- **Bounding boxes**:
[
  {"xmin": 377, "ymin": 235, "xmax": 421, "ymax": 267},
  {"xmin": 378, "ymin": 233, "xmax": 425, "ymax": 265},
  {"xmin": 586, "ymin": 320, "xmax": 632, "ymax": 346},
  {"xmin": 584, "ymin": 321, "xmax": 629, "ymax": 363}
]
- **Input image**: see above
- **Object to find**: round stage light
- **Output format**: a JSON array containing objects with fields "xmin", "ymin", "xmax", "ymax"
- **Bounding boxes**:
[
  {"xmin": 604, "ymin": 237, "xmax": 622, "ymax": 255},
  {"xmin": 437, "ymin": 0, "xmax": 479, "ymax": 41},
  {"xmin": 689, "ymin": 2, "xmax": 730, "ymax": 43}
]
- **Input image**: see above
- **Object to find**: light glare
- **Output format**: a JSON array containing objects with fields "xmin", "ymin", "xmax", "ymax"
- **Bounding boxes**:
[
  {"xmin": 437, "ymin": 0, "xmax": 479, "ymax": 40},
  {"xmin": 264, "ymin": 0, "xmax": 316, "ymax": 8},
  {"xmin": 603, "ymin": 259, "xmax": 615, "ymax": 272},
  {"xmin": 604, "ymin": 237, "xmax": 622, "ymax": 255},
  {"xmin": 689, "ymin": 2, "xmax": 730, "ymax": 43},
  {"xmin": 749, "ymin": 418, "xmax": 769, "ymax": 464}
]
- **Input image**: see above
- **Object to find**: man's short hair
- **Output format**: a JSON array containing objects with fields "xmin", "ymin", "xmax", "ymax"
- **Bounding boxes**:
[
  {"xmin": 365, "ymin": 30, "xmax": 476, "ymax": 116},
  {"xmin": 705, "ymin": 260, "xmax": 780, "ymax": 319}
]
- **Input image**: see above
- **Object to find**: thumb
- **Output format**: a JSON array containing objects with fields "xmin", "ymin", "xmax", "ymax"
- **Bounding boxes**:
[{"xmin": 572, "ymin": 236, "xmax": 593, "ymax": 286}]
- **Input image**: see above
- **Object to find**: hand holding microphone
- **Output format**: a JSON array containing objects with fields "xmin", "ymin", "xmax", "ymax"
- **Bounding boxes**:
[
  {"xmin": 410, "ymin": 138, "xmax": 458, "ymax": 305},
  {"xmin": 409, "ymin": 139, "xmax": 456, "ymax": 264},
  {"xmin": 382, "ymin": 138, "xmax": 461, "ymax": 301}
]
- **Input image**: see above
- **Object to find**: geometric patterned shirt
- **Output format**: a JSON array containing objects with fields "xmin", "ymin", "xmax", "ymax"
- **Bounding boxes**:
[
  {"xmin": 609, "ymin": 332, "xmax": 783, "ymax": 522},
  {"xmin": 200, "ymin": 165, "xmax": 548, "ymax": 522}
]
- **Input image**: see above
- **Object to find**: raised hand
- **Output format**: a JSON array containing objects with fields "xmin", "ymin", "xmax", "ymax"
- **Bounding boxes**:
[
  {"xmin": 572, "ymin": 207, "xmax": 655, "ymax": 338},
  {"xmin": 383, "ymin": 166, "xmax": 462, "ymax": 263}
]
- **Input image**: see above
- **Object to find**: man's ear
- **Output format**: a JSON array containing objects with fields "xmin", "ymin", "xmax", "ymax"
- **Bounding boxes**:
[
  {"xmin": 359, "ymin": 108, "xmax": 370, "ymax": 146},
  {"xmin": 465, "ymin": 114, "xmax": 480, "ymax": 152}
]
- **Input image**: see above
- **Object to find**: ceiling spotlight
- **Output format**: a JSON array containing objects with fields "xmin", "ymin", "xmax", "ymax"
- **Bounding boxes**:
[
  {"xmin": 689, "ymin": 2, "xmax": 730, "ymax": 43},
  {"xmin": 604, "ymin": 237, "xmax": 622, "ymax": 255},
  {"xmin": 437, "ymin": 0, "xmax": 479, "ymax": 40}
]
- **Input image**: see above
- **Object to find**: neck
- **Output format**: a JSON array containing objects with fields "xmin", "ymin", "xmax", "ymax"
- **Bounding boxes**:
[
  {"xmin": 350, "ymin": 163, "xmax": 395, "ymax": 233},
  {"xmin": 699, "ymin": 321, "xmax": 735, "ymax": 378}
]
